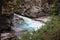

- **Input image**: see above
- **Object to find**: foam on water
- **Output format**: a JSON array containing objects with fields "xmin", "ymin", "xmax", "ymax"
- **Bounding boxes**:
[
  {"xmin": 14, "ymin": 14, "xmax": 45, "ymax": 31},
  {"xmin": 12, "ymin": 13, "xmax": 50, "ymax": 39}
]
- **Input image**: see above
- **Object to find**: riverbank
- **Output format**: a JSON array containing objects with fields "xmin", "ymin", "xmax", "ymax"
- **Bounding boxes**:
[
  {"xmin": 1, "ymin": 14, "xmax": 51, "ymax": 40},
  {"xmin": 30, "ymin": 16, "xmax": 51, "ymax": 23}
]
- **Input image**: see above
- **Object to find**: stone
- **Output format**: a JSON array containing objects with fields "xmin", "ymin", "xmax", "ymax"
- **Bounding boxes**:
[
  {"xmin": 13, "ymin": 17, "xmax": 24, "ymax": 26},
  {"xmin": 1, "ymin": 33, "xmax": 16, "ymax": 40},
  {"xmin": 14, "ymin": 0, "xmax": 50, "ymax": 18},
  {"xmin": 12, "ymin": 28, "xmax": 27, "ymax": 32}
]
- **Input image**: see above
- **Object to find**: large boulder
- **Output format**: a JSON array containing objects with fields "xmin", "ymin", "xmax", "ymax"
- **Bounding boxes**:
[{"xmin": 14, "ymin": 0, "xmax": 50, "ymax": 18}]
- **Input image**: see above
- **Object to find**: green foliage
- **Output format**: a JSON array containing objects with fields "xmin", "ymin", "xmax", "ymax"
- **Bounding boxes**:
[
  {"xmin": 50, "ymin": 0, "xmax": 60, "ymax": 16},
  {"xmin": 21, "ymin": 32, "xmax": 32, "ymax": 40},
  {"xmin": 50, "ymin": 5, "xmax": 56, "ymax": 15},
  {"xmin": 16, "ymin": 0, "xmax": 24, "ymax": 6}
]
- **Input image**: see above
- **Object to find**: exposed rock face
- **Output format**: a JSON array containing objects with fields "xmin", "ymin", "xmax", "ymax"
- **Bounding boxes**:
[
  {"xmin": 13, "ymin": 17, "xmax": 24, "ymax": 27},
  {"xmin": 14, "ymin": 0, "xmax": 50, "ymax": 18},
  {"xmin": 1, "ymin": 33, "xmax": 16, "ymax": 40}
]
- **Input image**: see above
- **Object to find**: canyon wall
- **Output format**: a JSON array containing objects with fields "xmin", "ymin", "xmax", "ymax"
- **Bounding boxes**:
[{"xmin": 14, "ymin": 0, "xmax": 50, "ymax": 18}]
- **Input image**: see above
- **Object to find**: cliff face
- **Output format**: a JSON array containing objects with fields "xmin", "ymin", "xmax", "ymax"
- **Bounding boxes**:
[{"xmin": 14, "ymin": 0, "xmax": 50, "ymax": 18}]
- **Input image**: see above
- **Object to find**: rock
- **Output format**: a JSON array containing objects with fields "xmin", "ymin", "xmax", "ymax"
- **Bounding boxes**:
[
  {"xmin": 15, "ymin": 18, "xmax": 24, "ymax": 24},
  {"xmin": 1, "ymin": 28, "xmax": 27, "ymax": 40},
  {"xmin": 33, "ymin": 16, "xmax": 51, "ymax": 23},
  {"xmin": 12, "ymin": 28, "xmax": 27, "ymax": 32},
  {"xmin": 13, "ymin": 17, "xmax": 24, "ymax": 27},
  {"xmin": 11, "ymin": 28, "xmax": 27, "ymax": 39},
  {"xmin": 14, "ymin": 0, "xmax": 50, "ymax": 18},
  {"xmin": 1, "ymin": 33, "xmax": 16, "ymax": 40}
]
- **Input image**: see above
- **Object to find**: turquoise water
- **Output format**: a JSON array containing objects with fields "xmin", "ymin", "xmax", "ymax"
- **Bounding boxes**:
[
  {"xmin": 14, "ymin": 14, "xmax": 45, "ymax": 31},
  {"xmin": 13, "ymin": 14, "xmax": 50, "ymax": 39}
]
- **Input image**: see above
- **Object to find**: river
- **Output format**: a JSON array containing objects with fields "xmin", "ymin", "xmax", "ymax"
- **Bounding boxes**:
[
  {"xmin": 11, "ymin": 13, "xmax": 50, "ymax": 39},
  {"xmin": 13, "ymin": 13, "xmax": 51, "ymax": 31}
]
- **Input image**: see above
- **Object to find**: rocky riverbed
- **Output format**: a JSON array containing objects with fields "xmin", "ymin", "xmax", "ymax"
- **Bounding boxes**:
[
  {"xmin": 1, "ymin": 14, "xmax": 51, "ymax": 40},
  {"xmin": 12, "ymin": 14, "xmax": 51, "ymax": 33}
]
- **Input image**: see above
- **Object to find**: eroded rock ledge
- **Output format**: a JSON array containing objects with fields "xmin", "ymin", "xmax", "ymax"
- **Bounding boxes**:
[{"xmin": 14, "ymin": 0, "xmax": 50, "ymax": 18}]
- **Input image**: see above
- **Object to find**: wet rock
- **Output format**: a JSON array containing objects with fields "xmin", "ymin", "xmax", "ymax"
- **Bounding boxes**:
[
  {"xmin": 1, "ymin": 28, "xmax": 27, "ymax": 40},
  {"xmin": 13, "ymin": 17, "xmax": 24, "ymax": 25},
  {"xmin": 1, "ymin": 33, "xmax": 16, "ymax": 40},
  {"xmin": 33, "ymin": 16, "xmax": 51, "ymax": 23},
  {"xmin": 12, "ymin": 28, "xmax": 27, "ymax": 32}
]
